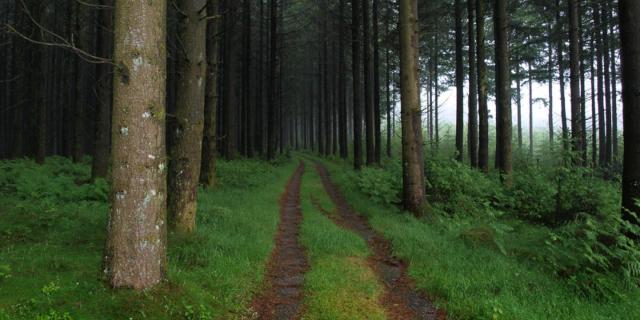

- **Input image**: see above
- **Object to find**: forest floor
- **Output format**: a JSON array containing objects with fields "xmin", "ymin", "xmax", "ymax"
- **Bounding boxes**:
[{"xmin": 1, "ymin": 155, "xmax": 639, "ymax": 319}]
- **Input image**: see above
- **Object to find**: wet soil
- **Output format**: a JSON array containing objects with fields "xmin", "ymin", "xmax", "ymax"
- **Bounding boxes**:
[
  {"xmin": 314, "ymin": 163, "xmax": 445, "ymax": 320},
  {"xmin": 251, "ymin": 162, "xmax": 309, "ymax": 320}
]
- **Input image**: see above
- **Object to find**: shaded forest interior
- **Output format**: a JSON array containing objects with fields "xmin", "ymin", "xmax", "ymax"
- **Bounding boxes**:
[{"xmin": 1, "ymin": 0, "xmax": 640, "ymax": 319}]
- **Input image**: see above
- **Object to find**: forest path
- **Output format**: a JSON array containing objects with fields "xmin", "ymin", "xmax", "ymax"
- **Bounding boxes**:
[
  {"xmin": 251, "ymin": 161, "xmax": 309, "ymax": 320},
  {"xmin": 314, "ymin": 162, "xmax": 444, "ymax": 320}
]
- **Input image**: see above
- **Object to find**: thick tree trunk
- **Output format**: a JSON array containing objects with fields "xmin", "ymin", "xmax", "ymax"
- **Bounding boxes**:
[
  {"xmin": 477, "ymin": 0, "xmax": 489, "ymax": 173},
  {"xmin": 168, "ymin": 0, "xmax": 207, "ymax": 234},
  {"xmin": 619, "ymin": 0, "xmax": 640, "ymax": 226},
  {"xmin": 352, "ymin": 0, "xmax": 363, "ymax": 170},
  {"xmin": 468, "ymin": 0, "xmax": 478, "ymax": 167},
  {"xmin": 454, "ymin": 0, "xmax": 464, "ymax": 162},
  {"xmin": 568, "ymin": 0, "xmax": 583, "ymax": 165},
  {"xmin": 494, "ymin": 0, "xmax": 512, "ymax": 185},
  {"xmin": 399, "ymin": 0, "xmax": 425, "ymax": 214},
  {"xmin": 201, "ymin": 0, "xmax": 221, "ymax": 187},
  {"xmin": 105, "ymin": 0, "xmax": 168, "ymax": 290},
  {"xmin": 92, "ymin": 0, "xmax": 114, "ymax": 179}
]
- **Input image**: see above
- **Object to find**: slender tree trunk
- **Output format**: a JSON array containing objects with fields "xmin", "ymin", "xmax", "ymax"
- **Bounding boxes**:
[
  {"xmin": 477, "ymin": 0, "xmax": 489, "ymax": 173},
  {"xmin": 468, "ymin": 0, "xmax": 478, "ymax": 167},
  {"xmin": 267, "ymin": 0, "xmax": 278, "ymax": 160},
  {"xmin": 609, "ymin": 5, "xmax": 619, "ymax": 161},
  {"xmin": 386, "ymin": 38, "xmax": 392, "ymax": 158},
  {"xmin": 494, "ymin": 0, "xmax": 512, "ymax": 184},
  {"xmin": 595, "ymin": 2, "xmax": 606, "ymax": 166},
  {"xmin": 363, "ymin": 0, "xmax": 375, "ymax": 165},
  {"xmin": 603, "ymin": 0, "xmax": 613, "ymax": 166},
  {"xmin": 590, "ymin": 35, "xmax": 597, "ymax": 167},
  {"xmin": 548, "ymin": 22, "xmax": 555, "ymax": 150},
  {"xmin": 399, "ymin": 0, "xmax": 425, "ymax": 214},
  {"xmin": 242, "ymin": 0, "xmax": 253, "ymax": 157},
  {"xmin": 201, "ymin": 0, "xmax": 221, "ymax": 187},
  {"xmin": 373, "ymin": 0, "xmax": 381, "ymax": 163},
  {"xmin": 73, "ymin": 2, "xmax": 91, "ymax": 163},
  {"xmin": 92, "ymin": 0, "xmax": 114, "ymax": 179},
  {"xmin": 619, "ymin": 0, "xmax": 640, "ymax": 226},
  {"xmin": 516, "ymin": 64, "xmax": 523, "ymax": 150},
  {"xmin": 568, "ymin": 0, "xmax": 583, "ymax": 164},
  {"xmin": 339, "ymin": 0, "xmax": 348, "ymax": 158},
  {"xmin": 528, "ymin": 62, "xmax": 534, "ymax": 156},
  {"xmin": 556, "ymin": 0, "xmax": 569, "ymax": 153},
  {"xmin": 352, "ymin": 0, "xmax": 363, "ymax": 170},
  {"xmin": 454, "ymin": 0, "xmax": 464, "ymax": 162},
  {"xmin": 105, "ymin": 0, "xmax": 167, "ymax": 290},
  {"xmin": 168, "ymin": 0, "xmax": 207, "ymax": 234}
]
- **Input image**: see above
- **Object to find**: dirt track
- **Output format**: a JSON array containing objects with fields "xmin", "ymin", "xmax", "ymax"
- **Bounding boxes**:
[
  {"xmin": 315, "ymin": 162, "xmax": 445, "ymax": 320},
  {"xmin": 251, "ymin": 162, "xmax": 308, "ymax": 320}
]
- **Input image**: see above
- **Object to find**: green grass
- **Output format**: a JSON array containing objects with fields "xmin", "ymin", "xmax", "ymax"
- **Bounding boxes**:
[
  {"xmin": 317, "ymin": 157, "xmax": 640, "ymax": 320},
  {"xmin": 298, "ymin": 161, "xmax": 386, "ymax": 320},
  {"xmin": 0, "ymin": 157, "xmax": 296, "ymax": 319}
]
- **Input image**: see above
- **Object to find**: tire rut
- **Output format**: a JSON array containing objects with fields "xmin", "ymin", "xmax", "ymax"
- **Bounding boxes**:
[
  {"xmin": 314, "ymin": 162, "xmax": 445, "ymax": 320},
  {"xmin": 251, "ymin": 162, "xmax": 309, "ymax": 320}
]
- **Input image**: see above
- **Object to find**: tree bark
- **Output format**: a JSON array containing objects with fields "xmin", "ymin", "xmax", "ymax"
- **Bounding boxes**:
[
  {"xmin": 105, "ymin": 0, "xmax": 168, "ymax": 290},
  {"xmin": 363, "ymin": 0, "xmax": 375, "ymax": 165},
  {"xmin": 619, "ymin": 0, "xmax": 640, "ymax": 226},
  {"xmin": 399, "ymin": 0, "xmax": 425, "ymax": 214},
  {"xmin": 267, "ymin": 0, "xmax": 278, "ymax": 160},
  {"xmin": 494, "ymin": 0, "xmax": 512, "ymax": 185},
  {"xmin": 454, "ymin": 0, "xmax": 464, "ymax": 162},
  {"xmin": 373, "ymin": 0, "xmax": 381, "ymax": 163},
  {"xmin": 595, "ymin": 2, "xmax": 606, "ymax": 166},
  {"xmin": 201, "ymin": 0, "xmax": 221, "ymax": 187},
  {"xmin": 477, "ymin": 0, "xmax": 489, "ymax": 173},
  {"xmin": 339, "ymin": 0, "xmax": 348, "ymax": 159},
  {"xmin": 468, "ymin": 0, "xmax": 478, "ymax": 167},
  {"xmin": 556, "ymin": 0, "xmax": 568, "ymax": 153},
  {"xmin": 168, "ymin": 0, "xmax": 207, "ymax": 234},
  {"xmin": 92, "ymin": 0, "xmax": 114, "ymax": 179},
  {"xmin": 352, "ymin": 0, "xmax": 363, "ymax": 170},
  {"xmin": 568, "ymin": 0, "xmax": 583, "ymax": 165}
]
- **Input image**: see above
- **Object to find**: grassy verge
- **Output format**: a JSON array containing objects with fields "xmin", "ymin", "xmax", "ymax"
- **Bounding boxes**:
[
  {"xmin": 318, "ymin": 157, "xmax": 640, "ymax": 320},
  {"xmin": 298, "ymin": 161, "xmax": 386, "ymax": 320},
  {"xmin": 0, "ymin": 157, "xmax": 295, "ymax": 319}
]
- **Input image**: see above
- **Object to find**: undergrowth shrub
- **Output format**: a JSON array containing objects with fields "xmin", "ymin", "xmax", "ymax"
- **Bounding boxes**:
[
  {"xmin": 216, "ymin": 159, "xmax": 275, "ymax": 189},
  {"xmin": 545, "ymin": 210, "xmax": 640, "ymax": 299},
  {"xmin": 0, "ymin": 158, "xmax": 108, "ymax": 203},
  {"xmin": 356, "ymin": 162, "xmax": 401, "ymax": 205}
]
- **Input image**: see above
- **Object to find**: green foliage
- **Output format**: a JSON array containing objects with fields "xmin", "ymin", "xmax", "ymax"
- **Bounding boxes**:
[
  {"xmin": 0, "ymin": 157, "xmax": 108, "ymax": 203},
  {"xmin": 356, "ymin": 162, "xmax": 402, "ymax": 206},
  {"xmin": 0, "ymin": 264, "xmax": 11, "ymax": 282},
  {"xmin": 545, "ymin": 211, "xmax": 640, "ymax": 299},
  {"xmin": 216, "ymin": 159, "xmax": 275, "ymax": 189}
]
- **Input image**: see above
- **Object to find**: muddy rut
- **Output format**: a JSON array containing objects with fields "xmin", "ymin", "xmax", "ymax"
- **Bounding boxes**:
[
  {"xmin": 315, "ymin": 163, "xmax": 444, "ymax": 320},
  {"xmin": 252, "ymin": 162, "xmax": 308, "ymax": 320}
]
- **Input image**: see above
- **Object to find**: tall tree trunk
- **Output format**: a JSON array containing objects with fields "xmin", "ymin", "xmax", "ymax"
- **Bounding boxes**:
[
  {"xmin": 105, "ymin": 0, "xmax": 167, "ymax": 290},
  {"xmin": 590, "ymin": 35, "xmax": 597, "ymax": 167},
  {"xmin": 267, "ymin": 0, "xmax": 278, "ymax": 160},
  {"xmin": 609, "ymin": 5, "xmax": 619, "ymax": 160},
  {"xmin": 595, "ymin": 2, "xmax": 606, "ymax": 166},
  {"xmin": 73, "ymin": 2, "xmax": 91, "ymax": 163},
  {"xmin": 35, "ymin": 2, "xmax": 46, "ymax": 164},
  {"xmin": 548, "ymin": 22, "xmax": 555, "ymax": 150},
  {"xmin": 556, "ymin": 0, "xmax": 569, "ymax": 153},
  {"xmin": 352, "ymin": 0, "xmax": 363, "ymax": 170},
  {"xmin": 168, "ymin": 0, "xmax": 207, "ymax": 234},
  {"xmin": 477, "ymin": 0, "xmax": 489, "ymax": 173},
  {"xmin": 528, "ymin": 62, "xmax": 534, "ymax": 155},
  {"xmin": 619, "ymin": 0, "xmax": 640, "ymax": 226},
  {"xmin": 494, "ymin": 0, "xmax": 512, "ymax": 185},
  {"xmin": 373, "ymin": 0, "xmax": 381, "ymax": 163},
  {"xmin": 568, "ymin": 0, "xmax": 583, "ymax": 165},
  {"xmin": 242, "ymin": 0, "xmax": 253, "ymax": 157},
  {"xmin": 516, "ymin": 64, "xmax": 523, "ymax": 150},
  {"xmin": 454, "ymin": 0, "xmax": 464, "ymax": 162},
  {"xmin": 363, "ymin": 0, "xmax": 375, "ymax": 165},
  {"xmin": 339, "ymin": 0, "xmax": 348, "ymax": 158},
  {"xmin": 201, "ymin": 0, "xmax": 221, "ymax": 187},
  {"xmin": 92, "ymin": 0, "xmax": 114, "ymax": 179},
  {"xmin": 399, "ymin": 0, "xmax": 425, "ymax": 214},
  {"xmin": 603, "ymin": 0, "xmax": 613, "ymax": 166},
  {"xmin": 468, "ymin": 0, "xmax": 478, "ymax": 167}
]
